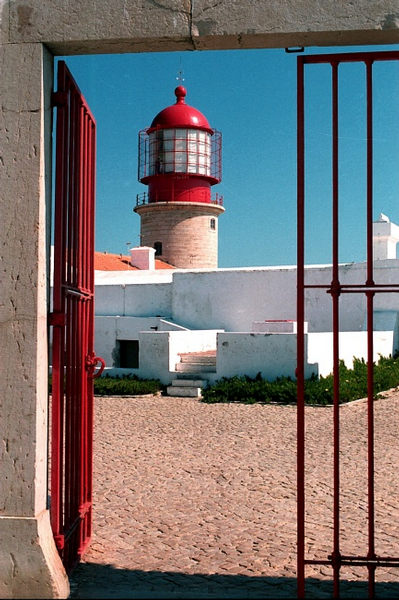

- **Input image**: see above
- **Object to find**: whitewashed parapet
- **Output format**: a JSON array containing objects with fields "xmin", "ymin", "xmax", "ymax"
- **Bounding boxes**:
[
  {"xmin": 216, "ymin": 332, "xmax": 317, "ymax": 381},
  {"xmin": 308, "ymin": 331, "xmax": 396, "ymax": 377},
  {"xmin": 252, "ymin": 320, "xmax": 309, "ymax": 334}
]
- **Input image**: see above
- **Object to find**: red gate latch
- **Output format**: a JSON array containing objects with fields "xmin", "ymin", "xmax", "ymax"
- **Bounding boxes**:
[{"xmin": 85, "ymin": 353, "xmax": 105, "ymax": 379}]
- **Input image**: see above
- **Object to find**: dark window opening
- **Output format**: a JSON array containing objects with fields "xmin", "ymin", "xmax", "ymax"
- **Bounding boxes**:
[
  {"xmin": 118, "ymin": 340, "xmax": 139, "ymax": 368},
  {"xmin": 154, "ymin": 241, "xmax": 162, "ymax": 256},
  {"xmin": 210, "ymin": 218, "xmax": 216, "ymax": 230}
]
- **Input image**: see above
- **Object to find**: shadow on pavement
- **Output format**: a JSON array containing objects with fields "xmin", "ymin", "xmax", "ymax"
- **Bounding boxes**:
[{"xmin": 69, "ymin": 562, "xmax": 399, "ymax": 599}]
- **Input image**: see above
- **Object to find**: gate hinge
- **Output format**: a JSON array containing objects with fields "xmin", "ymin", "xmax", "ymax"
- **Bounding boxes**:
[
  {"xmin": 54, "ymin": 534, "xmax": 65, "ymax": 551},
  {"xmin": 48, "ymin": 312, "xmax": 66, "ymax": 327},
  {"xmin": 51, "ymin": 91, "xmax": 68, "ymax": 108}
]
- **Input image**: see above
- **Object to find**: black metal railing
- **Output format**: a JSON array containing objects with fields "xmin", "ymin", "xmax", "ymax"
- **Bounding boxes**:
[{"xmin": 135, "ymin": 191, "xmax": 223, "ymax": 207}]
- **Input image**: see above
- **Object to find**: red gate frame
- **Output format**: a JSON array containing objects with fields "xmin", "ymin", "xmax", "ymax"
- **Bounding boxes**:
[
  {"xmin": 297, "ymin": 50, "xmax": 399, "ymax": 599},
  {"xmin": 50, "ymin": 61, "xmax": 104, "ymax": 572}
]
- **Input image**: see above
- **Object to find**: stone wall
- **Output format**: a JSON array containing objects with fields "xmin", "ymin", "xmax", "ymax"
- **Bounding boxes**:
[{"xmin": 2, "ymin": 1, "xmax": 399, "ymax": 53}]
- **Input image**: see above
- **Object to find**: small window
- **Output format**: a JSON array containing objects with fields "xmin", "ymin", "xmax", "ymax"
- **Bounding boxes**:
[
  {"xmin": 118, "ymin": 340, "xmax": 139, "ymax": 368},
  {"xmin": 210, "ymin": 218, "xmax": 216, "ymax": 230},
  {"xmin": 154, "ymin": 241, "xmax": 162, "ymax": 256}
]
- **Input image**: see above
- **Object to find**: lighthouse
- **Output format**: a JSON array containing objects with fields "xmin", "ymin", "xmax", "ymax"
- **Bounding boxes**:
[{"xmin": 134, "ymin": 85, "xmax": 224, "ymax": 269}]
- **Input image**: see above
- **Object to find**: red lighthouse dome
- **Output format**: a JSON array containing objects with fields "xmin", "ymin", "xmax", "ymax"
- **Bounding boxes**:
[{"xmin": 149, "ymin": 86, "xmax": 213, "ymax": 133}]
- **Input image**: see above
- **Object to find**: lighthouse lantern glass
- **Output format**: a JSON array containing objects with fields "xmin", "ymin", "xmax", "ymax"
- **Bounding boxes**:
[{"xmin": 148, "ymin": 128, "xmax": 211, "ymax": 176}]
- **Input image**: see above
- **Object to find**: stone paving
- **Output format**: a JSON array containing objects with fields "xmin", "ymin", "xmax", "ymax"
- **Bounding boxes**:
[{"xmin": 70, "ymin": 391, "xmax": 399, "ymax": 599}]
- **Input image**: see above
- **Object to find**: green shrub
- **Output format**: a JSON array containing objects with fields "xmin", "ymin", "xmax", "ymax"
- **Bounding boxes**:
[
  {"xmin": 94, "ymin": 374, "xmax": 163, "ymax": 396},
  {"xmin": 201, "ymin": 354, "xmax": 399, "ymax": 406},
  {"xmin": 49, "ymin": 374, "xmax": 163, "ymax": 396},
  {"xmin": 202, "ymin": 373, "xmax": 297, "ymax": 405}
]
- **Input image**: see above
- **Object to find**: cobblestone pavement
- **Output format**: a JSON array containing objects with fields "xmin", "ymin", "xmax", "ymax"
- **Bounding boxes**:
[{"xmin": 70, "ymin": 392, "xmax": 399, "ymax": 599}]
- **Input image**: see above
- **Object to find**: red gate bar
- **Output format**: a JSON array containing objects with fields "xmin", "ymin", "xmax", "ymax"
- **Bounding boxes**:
[
  {"xmin": 296, "ymin": 55, "xmax": 306, "ymax": 600},
  {"xmin": 330, "ymin": 59, "xmax": 341, "ymax": 598},
  {"xmin": 50, "ymin": 61, "xmax": 103, "ymax": 573},
  {"xmin": 365, "ymin": 58, "xmax": 376, "ymax": 599},
  {"xmin": 297, "ymin": 50, "xmax": 399, "ymax": 599}
]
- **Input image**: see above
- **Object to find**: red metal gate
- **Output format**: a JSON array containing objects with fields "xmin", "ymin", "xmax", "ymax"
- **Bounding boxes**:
[
  {"xmin": 50, "ymin": 61, "xmax": 104, "ymax": 572},
  {"xmin": 297, "ymin": 50, "xmax": 399, "ymax": 599}
]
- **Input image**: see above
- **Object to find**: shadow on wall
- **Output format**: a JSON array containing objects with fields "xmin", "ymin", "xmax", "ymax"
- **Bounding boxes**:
[{"xmin": 69, "ymin": 563, "xmax": 399, "ymax": 599}]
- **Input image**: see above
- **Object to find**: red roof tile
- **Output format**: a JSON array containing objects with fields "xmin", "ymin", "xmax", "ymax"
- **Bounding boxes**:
[
  {"xmin": 154, "ymin": 258, "xmax": 175, "ymax": 270},
  {"xmin": 94, "ymin": 252, "xmax": 175, "ymax": 271}
]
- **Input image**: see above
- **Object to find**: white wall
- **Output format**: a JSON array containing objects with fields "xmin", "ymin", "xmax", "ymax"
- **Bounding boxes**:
[
  {"xmin": 95, "ymin": 282, "xmax": 172, "ymax": 317},
  {"xmin": 215, "ymin": 329, "xmax": 397, "ymax": 382},
  {"xmin": 94, "ymin": 260, "xmax": 399, "ymax": 334},
  {"xmin": 308, "ymin": 331, "xmax": 396, "ymax": 377},
  {"xmin": 171, "ymin": 268, "xmax": 298, "ymax": 331},
  {"xmin": 96, "ymin": 313, "xmax": 399, "ymax": 383},
  {"xmin": 95, "ymin": 315, "xmax": 187, "ymax": 368},
  {"xmin": 216, "ymin": 332, "xmax": 318, "ymax": 381},
  {"xmin": 170, "ymin": 260, "xmax": 399, "ymax": 333}
]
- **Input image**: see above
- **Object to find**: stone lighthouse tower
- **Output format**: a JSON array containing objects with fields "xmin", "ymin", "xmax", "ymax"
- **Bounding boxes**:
[{"xmin": 134, "ymin": 85, "xmax": 224, "ymax": 269}]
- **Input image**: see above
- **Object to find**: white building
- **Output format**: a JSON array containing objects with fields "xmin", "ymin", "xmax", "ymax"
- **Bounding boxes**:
[{"xmin": 92, "ymin": 215, "xmax": 399, "ymax": 395}]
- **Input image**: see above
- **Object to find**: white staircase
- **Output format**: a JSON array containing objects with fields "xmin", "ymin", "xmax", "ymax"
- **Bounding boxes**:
[{"xmin": 166, "ymin": 351, "xmax": 216, "ymax": 397}]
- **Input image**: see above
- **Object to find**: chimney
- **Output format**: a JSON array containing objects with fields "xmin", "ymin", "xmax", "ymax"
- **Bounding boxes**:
[
  {"xmin": 373, "ymin": 214, "xmax": 399, "ymax": 260},
  {"xmin": 129, "ymin": 246, "xmax": 156, "ymax": 270}
]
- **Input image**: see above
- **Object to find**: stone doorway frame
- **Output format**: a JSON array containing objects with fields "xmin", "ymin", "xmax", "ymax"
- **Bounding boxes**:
[{"xmin": 2, "ymin": 2, "xmax": 399, "ymax": 597}]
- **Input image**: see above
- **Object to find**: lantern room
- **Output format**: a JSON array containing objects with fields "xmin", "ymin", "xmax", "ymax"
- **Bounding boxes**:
[
  {"xmin": 138, "ymin": 85, "xmax": 222, "ymax": 204},
  {"xmin": 147, "ymin": 128, "xmax": 212, "ymax": 177}
]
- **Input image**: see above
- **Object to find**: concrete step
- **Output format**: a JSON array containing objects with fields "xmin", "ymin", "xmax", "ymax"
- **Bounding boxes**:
[
  {"xmin": 166, "ymin": 385, "xmax": 202, "ymax": 398},
  {"xmin": 173, "ymin": 372, "xmax": 215, "ymax": 380},
  {"xmin": 179, "ymin": 350, "xmax": 216, "ymax": 357},
  {"xmin": 175, "ymin": 362, "xmax": 216, "ymax": 373},
  {"xmin": 179, "ymin": 355, "xmax": 216, "ymax": 364},
  {"xmin": 170, "ymin": 379, "xmax": 207, "ymax": 387}
]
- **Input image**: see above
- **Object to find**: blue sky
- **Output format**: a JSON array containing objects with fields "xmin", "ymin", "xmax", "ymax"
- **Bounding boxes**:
[{"xmin": 55, "ymin": 44, "xmax": 399, "ymax": 267}]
